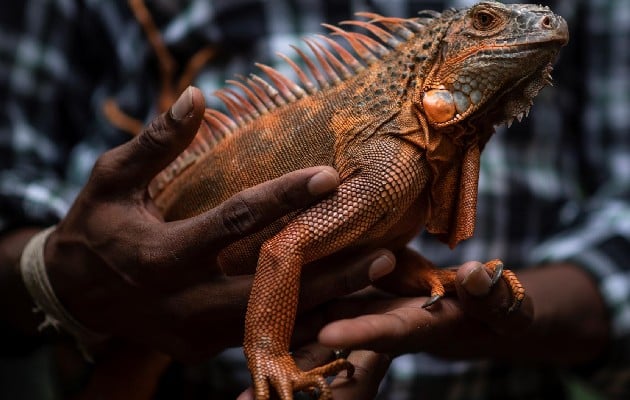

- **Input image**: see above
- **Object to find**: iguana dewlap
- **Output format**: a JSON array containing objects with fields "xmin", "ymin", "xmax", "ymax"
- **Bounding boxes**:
[{"xmin": 149, "ymin": 2, "xmax": 568, "ymax": 399}]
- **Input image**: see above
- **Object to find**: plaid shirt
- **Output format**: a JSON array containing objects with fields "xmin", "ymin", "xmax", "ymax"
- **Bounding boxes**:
[{"xmin": 1, "ymin": 0, "xmax": 629, "ymax": 399}]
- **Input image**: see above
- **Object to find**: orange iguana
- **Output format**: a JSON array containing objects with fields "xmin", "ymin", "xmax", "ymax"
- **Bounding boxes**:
[{"xmin": 106, "ymin": 1, "xmax": 568, "ymax": 399}]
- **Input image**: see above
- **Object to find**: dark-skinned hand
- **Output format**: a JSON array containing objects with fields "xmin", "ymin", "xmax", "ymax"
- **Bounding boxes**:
[
  {"xmin": 317, "ymin": 245, "xmax": 608, "ymax": 364},
  {"xmin": 237, "ymin": 343, "xmax": 391, "ymax": 400},
  {"xmin": 41, "ymin": 87, "xmax": 395, "ymax": 362},
  {"xmin": 317, "ymin": 248, "xmax": 534, "ymax": 360},
  {"xmin": 238, "ymin": 241, "xmax": 609, "ymax": 400},
  {"xmin": 237, "ymin": 248, "xmax": 531, "ymax": 400}
]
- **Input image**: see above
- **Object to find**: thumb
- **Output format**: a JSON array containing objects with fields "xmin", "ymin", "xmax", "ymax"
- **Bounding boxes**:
[
  {"xmin": 93, "ymin": 86, "xmax": 205, "ymax": 193},
  {"xmin": 456, "ymin": 261, "xmax": 533, "ymax": 335}
]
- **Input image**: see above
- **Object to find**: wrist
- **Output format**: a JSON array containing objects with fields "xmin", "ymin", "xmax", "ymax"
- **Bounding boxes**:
[
  {"xmin": 20, "ymin": 226, "xmax": 110, "ymax": 358},
  {"xmin": 0, "ymin": 227, "xmax": 46, "ymax": 337}
]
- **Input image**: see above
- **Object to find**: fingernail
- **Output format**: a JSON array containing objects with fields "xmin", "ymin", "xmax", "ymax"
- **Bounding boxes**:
[
  {"xmin": 306, "ymin": 169, "xmax": 339, "ymax": 196},
  {"xmin": 171, "ymin": 86, "xmax": 193, "ymax": 121},
  {"xmin": 236, "ymin": 388, "xmax": 254, "ymax": 400},
  {"xmin": 369, "ymin": 254, "xmax": 395, "ymax": 281},
  {"xmin": 461, "ymin": 264, "xmax": 491, "ymax": 296}
]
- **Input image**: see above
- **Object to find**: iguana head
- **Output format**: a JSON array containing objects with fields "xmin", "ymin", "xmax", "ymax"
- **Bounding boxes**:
[
  {"xmin": 419, "ymin": 1, "xmax": 569, "ymax": 134},
  {"xmin": 414, "ymin": 2, "xmax": 568, "ymax": 247}
]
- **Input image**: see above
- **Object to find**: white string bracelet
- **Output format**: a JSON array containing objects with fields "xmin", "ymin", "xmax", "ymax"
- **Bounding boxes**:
[{"xmin": 20, "ymin": 226, "xmax": 110, "ymax": 360}]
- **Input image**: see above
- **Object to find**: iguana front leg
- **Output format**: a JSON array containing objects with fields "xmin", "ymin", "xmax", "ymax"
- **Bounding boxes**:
[
  {"xmin": 390, "ymin": 249, "xmax": 525, "ymax": 311},
  {"xmin": 245, "ymin": 232, "xmax": 354, "ymax": 399},
  {"xmin": 244, "ymin": 139, "xmax": 430, "ymax": 399}
]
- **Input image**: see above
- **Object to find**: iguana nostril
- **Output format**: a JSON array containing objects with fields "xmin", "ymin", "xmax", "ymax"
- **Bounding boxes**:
[{"xmin": 541, "ymin": 16, "xmax": 552, "ymax": 29}]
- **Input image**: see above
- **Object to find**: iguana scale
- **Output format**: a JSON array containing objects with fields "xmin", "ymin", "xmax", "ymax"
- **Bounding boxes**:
[{"xmin": 113, "ymin": 2, "xmax": 568, "ymax": 399}]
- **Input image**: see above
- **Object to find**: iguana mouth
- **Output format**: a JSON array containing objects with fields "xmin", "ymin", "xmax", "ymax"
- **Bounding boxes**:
[
  {"xmin": 470, "ymin": 17, "xmax": 569, "ymax": 132},
  {"xmin": 479, "ymin": 20, "xmax": 569, "ymax": 59},
  {"xmin": 489, "ymin": 37, "xmax": 568, "ymax": 60},
  {"xmin": 495, "ymin": 31, "xmax": 569, "ymax": 51}
]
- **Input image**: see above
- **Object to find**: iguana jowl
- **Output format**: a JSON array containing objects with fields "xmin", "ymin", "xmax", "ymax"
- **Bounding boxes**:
[{"xmin": 147, "ymin": 2, "xmax": 568, "ymax": 399}]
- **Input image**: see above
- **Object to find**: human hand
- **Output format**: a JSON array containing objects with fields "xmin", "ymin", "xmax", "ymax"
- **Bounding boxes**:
[
  {"xmin": 42, "ymin": 86, "xmax": 395, "ymax": 361},
  {"xmin": 237, "ymin": 250, "xmax": 532, "ymax": 400},
  {"xmin": 318, "ymin": 248, "xmax": 535, "ymax": 360},
  {"xmin": 237, "ymin": 343, "xmax": 391, "ymax": 400}
]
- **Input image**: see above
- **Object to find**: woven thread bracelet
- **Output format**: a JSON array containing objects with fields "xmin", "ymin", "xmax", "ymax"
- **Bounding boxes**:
[{"xmin": 20, "ymin": 226, "xmax": 110, "ymax": 360}]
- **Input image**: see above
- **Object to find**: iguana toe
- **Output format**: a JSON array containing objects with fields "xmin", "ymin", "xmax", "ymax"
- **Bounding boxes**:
[
  {"xmin": 251, "ymin": 354, "xmax": 353, "ymax": 400},
  {"xmin": 488, "ymin": 260, "xmax": 504, "ymax": 286},
  {"xmin": 422, "ymin": 294, "xmax": 443, "ymax": 308},
  {"xmin": 483, "ymin": 259, "xmax": 525, "ymax": 313}
]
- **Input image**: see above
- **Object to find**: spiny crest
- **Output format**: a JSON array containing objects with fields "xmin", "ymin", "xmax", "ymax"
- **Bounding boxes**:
[
  {"xmin": 211, "ymin": 11, "xmax": 433, "ymax": 119},
  {"xmin": 151, "ymin": 9, "xmax": 444, "ymax": 198}
]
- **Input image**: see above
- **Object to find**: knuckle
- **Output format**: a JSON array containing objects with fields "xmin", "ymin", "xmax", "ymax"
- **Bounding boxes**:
[
  {"xmin": 92, "ymin": 152, "xmax": 112, "ymax": 172},
  {"xmin": 134, "ymin": 247, "xmax": 160, "ymax": 270},
  {"xmin": 270, "ymin": 174, "xmax": 314, "ymax": 210},
  {"xmin": 220, "ymin": 194, "xmax": 261, "ymax": 237},
  {"xmin": 292, "ymin": 347, "xmax": 328, "ymax": 367},
  {"xmin": 340, "ymin": 270, "xmax": 359, "ymax": 295},
  {"xmin": 352, "ymin": 352, "xmax": 391, "ymax": 379},
  {"xmin": 136, "ymin": 241, "xmax": 171, "ymax": 271},
  {"xmin": 133, "ymin": 235, "xmax": 154, "ymax": 265},
  {"xmin": 270, "ymin": 181, "xmax": 299, "ymax": 208},
  {"xmin": 89, "ymin": 152, "xmax": 117, "ymax": 184},
  {"xmin": 131, "ymin": 233, "xmax": 173, "ymax": 277},
  {"xmin": 137, "ymin": 116, "xmax": 172, "ymax": 152}
]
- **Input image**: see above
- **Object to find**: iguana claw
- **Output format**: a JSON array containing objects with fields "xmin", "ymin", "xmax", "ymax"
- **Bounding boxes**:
[
  {"xmin": 490, "ymin": 261, "xmax": 504, "ymax": 286},
  {"xmin": 417, "ymin": 260, "xmax": 524, "ymax": 314},
  {"xmin": 250, "ymin": 354, "xmax": 353, "ymax": 400},
  {"xmin": 483, "ymin": 259, "xmax": 525, "ymax": 312},
  {"xmin": 422, "ymin": 294, "xmax": 442, "ymax": 308}
]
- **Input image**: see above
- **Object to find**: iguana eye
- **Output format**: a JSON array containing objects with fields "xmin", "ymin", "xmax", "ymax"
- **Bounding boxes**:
[{"xmin": 473, "ymin": 10, "xmax": 497, "ymax": 30}]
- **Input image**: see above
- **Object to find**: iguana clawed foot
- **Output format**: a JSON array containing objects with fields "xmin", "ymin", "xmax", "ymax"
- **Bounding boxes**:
[
  {"xmin": 421, "ymin": 259, "xmax": 524, "ymax": 312},
  {"xmin": 250, "ymin": 353, "xmax": 353, "ymax": 400},
  {"xmin": 482, "ymin": 259, "xmax": 525, "ymax": 312}
]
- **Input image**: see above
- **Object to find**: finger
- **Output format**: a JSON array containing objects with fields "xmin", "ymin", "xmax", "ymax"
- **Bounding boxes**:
[
  {"xmin": 292, "ymin": 342, "xmax": 336, "ymax": 372},
  {"xmin": 318, "ymin": 297, "xmax": 438, "ymax": 353},
  {"xmin": 238, "ymin": 349, "xmax": 389, "ymax": 400},
  {"xmin": 236, "ymin": 387, "xmax": 255, "ymax": 400},
  {"xmin": 163, "ymin": 166, "xmax": 340, "ymax": 255},
  {"xmin": 291, "ymin": 251, "xmax": 395, "ymax": 347},
  {"xmin": 159, "ymin": 275, "xmax": 252, "ymax": 352},
  {"xmin": 329, "ymin": 350, "xmax": 391, "ymax": 399},
  {"xmin": 456, "ymin": 262, "xmax": 534, "ymax": 335},
  {"xmin": 298, "ymin": 250, "xmax": 396, "ymax": 311},
  {"xmin": 373, "ymin": 247, "xmax": 436, "ymax": 295},
  {"xmin": 319, "ymin": 313, "xmax": 406, "ymax": 351},
  {"xmin": 91, "ymin": 86, "xmax": 205, "ymax": 193}
]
